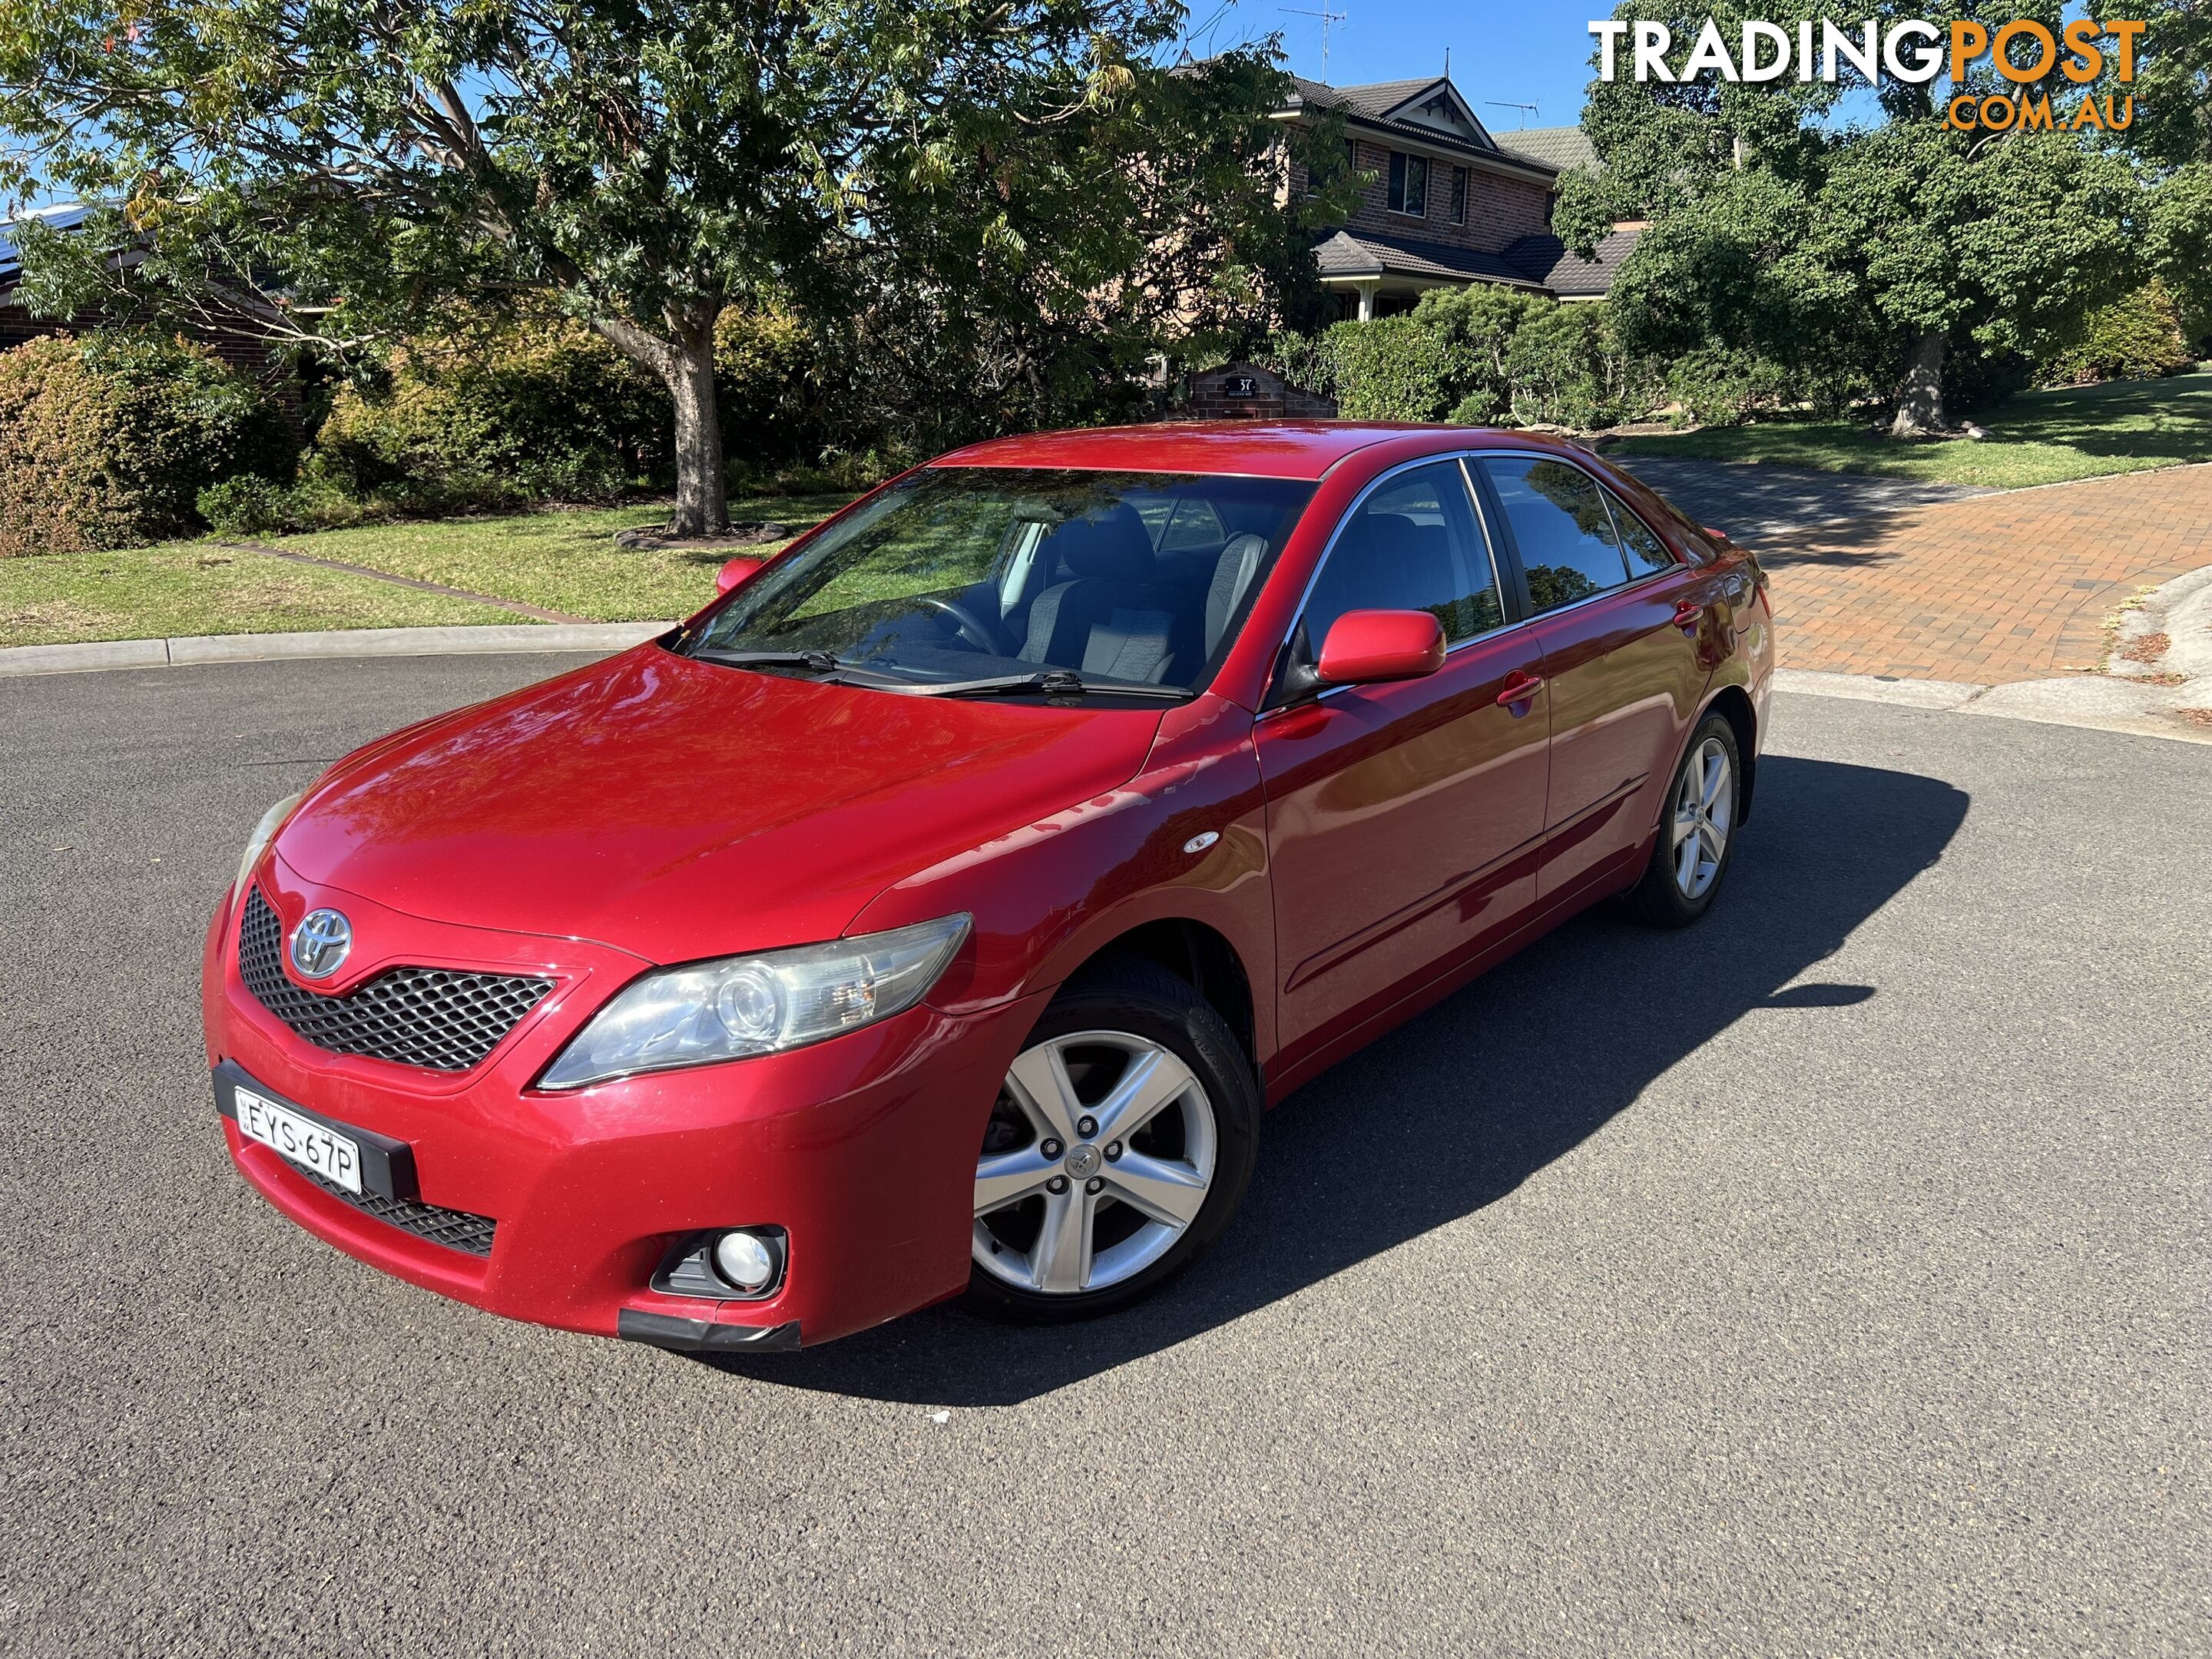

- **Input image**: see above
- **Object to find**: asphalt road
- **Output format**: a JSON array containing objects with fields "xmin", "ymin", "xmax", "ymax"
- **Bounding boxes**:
[{"xmin": 2, "ymin": 656, "xmax": 2205, "ymax": 1657}]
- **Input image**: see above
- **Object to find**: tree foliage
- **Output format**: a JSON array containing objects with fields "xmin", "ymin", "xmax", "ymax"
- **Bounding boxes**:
[
  {"xmin": 0, "ymin": 1, "xmax": 1319, "ymax": 531},
  {"xmin": 2038, "ymin": 280, "xmax": 2197, "ymax": 383},
  {"xmin": 1582, "ymin": 0, "xmax": 2151, "ymax": 433}
]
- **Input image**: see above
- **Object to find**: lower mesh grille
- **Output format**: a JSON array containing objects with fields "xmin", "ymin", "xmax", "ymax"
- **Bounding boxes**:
[
  {"xmin": 290, "ymin": 1161, "xmax": 498, "ymax": 1257},
  {"xmin": 238, "ymin": 886, "xmax": 553, "ymax": 1071}
]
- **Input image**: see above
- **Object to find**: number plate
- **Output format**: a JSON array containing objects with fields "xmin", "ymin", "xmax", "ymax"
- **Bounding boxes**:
[{"xmin": 234, "ymin": 1086, "xmax": 363, "ymax": 1194}]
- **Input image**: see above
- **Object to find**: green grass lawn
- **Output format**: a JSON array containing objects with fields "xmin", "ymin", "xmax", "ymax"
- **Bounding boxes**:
[
  {"xmin": 1606, "ymin": 368, "xmax": 2212, "ymax": 488},
  {"xmin": 0, "ymin": 544, "xmax": 520, "ymax": 648},
  {"xmin": 0, "ymin": 487, "xmax": 857, "ymax": 649},
  {"xmin": 262, "ymin": 488, "xmax": 850, "ymax": 623},
  {"xmin": 8, "ymin": 373, "xmax": 2207, "ymax": 652}
]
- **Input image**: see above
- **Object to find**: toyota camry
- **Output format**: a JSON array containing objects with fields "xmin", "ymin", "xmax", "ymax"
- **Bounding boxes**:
[{"xmin": 204, "ymin": 422, "xmax": 1773, "ymax": 1352}]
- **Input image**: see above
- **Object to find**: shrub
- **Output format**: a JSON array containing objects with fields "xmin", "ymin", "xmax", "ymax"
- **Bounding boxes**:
[
  {"xmin": 1447, "ymin": 389, "xmax": 1502, "ymax": 426},
  {"xmin": 1252, "ymin": 329, "xmax": 1341, "ymax": 402},
  {"xmin": 1260, "ymin": 290, "xmax": 1644, "ymax": 431},
  {"xmin": 1419, "ymin": 284, "xmax": 1551, "ymax": 419},
  {"xmin": 197, "ymin": 475, "xmax": 290, "ymax": 536},
  {"xmin": 1316, "ymin": 314, "xmax": 1467, "ymax": 422},
  {"xmin": 1504, "ymin": 304, "xmax": 1624, "ymax": 429},
  {"xmin": 0, "ymin": 331, "xmax": 296, "ymax": 557},
  {"xmin": 1663, "ymin": 349, "xmax": 1800, "ymax": 426},
  {"xmin": 714, "ymin": 309, "xmax": 849, "ymax": 472},
  {"xmin": 309, "ymin": 309, "xmax": 851, "ymax": 517},
  {"xmin": 2037, "ymin": 282, "xmax": 2196, "ymax": 386},
  {"xmin": 315, "ymin": 319, "xmax": 667, "ymax": 506}
]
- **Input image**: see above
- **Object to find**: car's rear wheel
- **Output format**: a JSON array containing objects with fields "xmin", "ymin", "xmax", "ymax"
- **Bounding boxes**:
[
  {"xmin": 1629, "ymin": 711, "xmax": 1742, "ymax": 928},
  {"xmin": 966, "ymin": 959, "xmax": 1257, "ymax": 1321}
]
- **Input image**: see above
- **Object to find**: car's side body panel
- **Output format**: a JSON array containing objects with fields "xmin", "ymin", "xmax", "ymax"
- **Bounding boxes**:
[{"xmin": 1521, "ymin": 567, "xmax": 1714, "ymax": 898}]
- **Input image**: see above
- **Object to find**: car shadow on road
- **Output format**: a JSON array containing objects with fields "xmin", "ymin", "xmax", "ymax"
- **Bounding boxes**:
[{"xmin": 703, "ymin": 754, "xmax": 1969, "ymax": 1406}]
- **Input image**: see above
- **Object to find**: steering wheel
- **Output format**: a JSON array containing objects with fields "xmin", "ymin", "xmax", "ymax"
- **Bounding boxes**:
[{"xmin": 916, "ymin": 595, "xmax": 1002, "ymax": 654}]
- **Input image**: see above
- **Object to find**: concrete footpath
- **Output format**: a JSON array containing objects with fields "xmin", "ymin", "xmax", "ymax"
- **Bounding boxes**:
[{"xmin": 0, "ymin": 621, "xmax": 671, "ymax": 677}]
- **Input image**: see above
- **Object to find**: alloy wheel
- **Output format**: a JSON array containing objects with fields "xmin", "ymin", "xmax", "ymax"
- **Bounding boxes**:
[
  {"xmin": 1671, "ymin": 736, "xmax": 1733, "ymax": 900},
  {"xmin": 972, "ymin": 1029, "xmax": 1217, "ymax": 1296}
]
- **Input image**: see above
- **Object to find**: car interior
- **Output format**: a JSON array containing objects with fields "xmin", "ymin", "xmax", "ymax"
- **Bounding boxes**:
[
  {"xmin": 987, "ymin": 496, "xmax": 1280, "ymax": 687},
  {"xmin": 703, "ymin": 471, "xmax": 1316, "ymax": 693}
]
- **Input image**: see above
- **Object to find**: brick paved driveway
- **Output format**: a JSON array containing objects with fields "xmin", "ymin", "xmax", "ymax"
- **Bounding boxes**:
[
  {"xmin": 1632, "ymin": 462, "xmax": 2212, "ymax": 684},
  {"xmin": 1615, "ymin": 456, "xmax": 1995, "ymax": 539}
]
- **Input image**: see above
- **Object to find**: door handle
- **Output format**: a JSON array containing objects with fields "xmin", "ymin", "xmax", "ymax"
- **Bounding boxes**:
[
  {"xmin": 1672, "ymin": 598, "xmax": 1706, "ymax": 634},
  {"xmin": 1495, "ymin": 671, "xmax": 1545, "ymax": 710}
]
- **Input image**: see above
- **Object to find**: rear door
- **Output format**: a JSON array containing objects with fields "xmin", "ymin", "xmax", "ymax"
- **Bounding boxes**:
[
  {"xmin": 1256, "ymin": 458, "xmax": 1549, "ymax": 1069},
  {"xmin": 1469, "ymin": 454, "xmax": 1715, "ymax": 901}
]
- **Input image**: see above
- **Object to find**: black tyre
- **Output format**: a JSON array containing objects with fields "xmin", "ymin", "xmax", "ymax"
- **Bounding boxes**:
[
  {"xmin": 964, "ymin": 957, "xmax": 1258, "ymax": 1323},
  {"xmin": 1628, "ymin": 710, "xmax": 1743, "ymax": 929}
]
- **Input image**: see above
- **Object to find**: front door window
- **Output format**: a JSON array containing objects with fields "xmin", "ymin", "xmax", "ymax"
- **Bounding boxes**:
[{"xmin": 1296, "ymin": 460, "xmax": 1501, "ymax": 661}]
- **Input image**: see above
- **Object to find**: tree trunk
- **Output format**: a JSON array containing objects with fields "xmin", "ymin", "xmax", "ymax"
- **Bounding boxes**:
[
  {"xmin": 591, "ymin": 313, "xmax": 730, "ymax": 537},
  {"xmin": 664, "ymin": 329, "xmax": 727, "ymax": 538},
  {"xmin": 1889, "ymin": 329, "xmax": 1947, "ymax": 439}
]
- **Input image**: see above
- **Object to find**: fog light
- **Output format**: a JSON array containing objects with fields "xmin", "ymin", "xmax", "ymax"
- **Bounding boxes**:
[{"xmin": 713, "ymin": 1230, "xmax": 777, "ymax": 1292}]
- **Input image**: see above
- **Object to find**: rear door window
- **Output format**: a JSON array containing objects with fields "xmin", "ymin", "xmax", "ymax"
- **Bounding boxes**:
[
  {"xmin": 1602, "ymin": 485, "xmax": 1675, "ymax": 576},
  {"xmin": 1475, "ymin": 457, "xmax": 1631, "ymax": 614}
]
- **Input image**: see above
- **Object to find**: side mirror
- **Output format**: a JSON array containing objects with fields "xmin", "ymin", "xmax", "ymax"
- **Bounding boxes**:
[
  {"xmin": 1315, "ymin": 608, "xmax": 1447, "ymax": 687},
  {"xmin": 715, "ymin": 556, "xmax": 763, "ymax": 596}
]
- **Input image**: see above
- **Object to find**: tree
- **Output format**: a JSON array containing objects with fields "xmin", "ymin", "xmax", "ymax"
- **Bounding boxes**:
[
  {"xmin": 2126, "ymin": 0, "xmax": 2212, "ymax": 171},
  {"xmin": 2128, "ymin": 0, "xmax": 2212, "ymax": 346},
  {"xmin": 1582, "ymin": 0, "xmax": 2146, "ymax": 435},
  {"xmin": 1812, "ymin": 124, "xmax": 2140, "ymax": 432},
  {"xmin": 1, "ymin": 1, "xmax": 1304, "ymax": 534},
  {"xmin": 833, "ymin": 42, "xmax": 1341, "ymax": 446}
]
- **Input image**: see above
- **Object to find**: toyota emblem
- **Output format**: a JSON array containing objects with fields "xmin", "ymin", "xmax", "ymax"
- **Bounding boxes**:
[{"xmin": 290, "ymin": 909, "xmax": 353, "ymax": 979}]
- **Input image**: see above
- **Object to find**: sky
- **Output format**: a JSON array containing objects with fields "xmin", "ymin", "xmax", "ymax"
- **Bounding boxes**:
[{"xmin": 1184, "ymin": 0, "xmax": 1611, "ymax": 131}]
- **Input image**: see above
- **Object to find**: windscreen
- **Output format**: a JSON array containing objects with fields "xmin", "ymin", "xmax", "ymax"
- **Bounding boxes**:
[{"xmin": 684, "ymin": 468, "xmax": 1315, "ymax": 697}]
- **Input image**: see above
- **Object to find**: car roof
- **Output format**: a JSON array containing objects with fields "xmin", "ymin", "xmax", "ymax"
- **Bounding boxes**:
[{"xmin": 929, "ymin": 421, "xmax": 1532, "ymax": 482}]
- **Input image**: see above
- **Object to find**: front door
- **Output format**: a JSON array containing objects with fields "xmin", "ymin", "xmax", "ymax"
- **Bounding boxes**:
[
  {"xmin": 1257, "ymin": 459, "xmax": 1550, "ymax": 1071},
  {"xmin": 1469, "ymin": 455, "xmax": 1714, "ymax": 899}
]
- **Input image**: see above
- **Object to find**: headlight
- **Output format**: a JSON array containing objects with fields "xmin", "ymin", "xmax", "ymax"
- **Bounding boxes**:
[
  {"xmin": 538, "ymin": 913, "xmax": 971, "ymax": 1090},
  {"xmin": 234, "ymin": 790, "xmax": 306, "ymax": 895}
]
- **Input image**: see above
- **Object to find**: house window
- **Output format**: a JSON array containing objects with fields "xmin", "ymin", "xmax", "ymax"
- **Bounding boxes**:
[
  {"xmin": 1449, "ymin": 167, "xmax": 1467, "ymax": 225},
  {"xmin": 1387, "ymin": 152, "xmax": 1428, "ymax": 217}
]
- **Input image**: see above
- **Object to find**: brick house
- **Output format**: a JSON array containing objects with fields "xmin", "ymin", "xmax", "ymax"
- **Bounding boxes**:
[
  {"xmin": 0, "ymin": 205, "xmax": 98, "ymax": 352},
  {"xmin": 2, "ymin": 204, "xmax": 287, "ymax": 383},
  {"xmin": 1278, "ymin": 75, "xmax": 1640, "ymax": 318}
]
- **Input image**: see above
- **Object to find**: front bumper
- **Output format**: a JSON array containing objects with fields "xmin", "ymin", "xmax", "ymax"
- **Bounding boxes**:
[{"xmin": 203, "ymin": 880, "xmax": 1047, "ymax": 1349}]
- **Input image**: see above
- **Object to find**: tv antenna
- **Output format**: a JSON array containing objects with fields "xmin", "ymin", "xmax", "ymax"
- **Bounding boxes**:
[
  {"xmin": 1280, "ymin": 5, "xmax": 1347, "ymax": 71},
  {"xmin": 1486, "ymin": 100, "xmax": 1539, "ymax": 128}
]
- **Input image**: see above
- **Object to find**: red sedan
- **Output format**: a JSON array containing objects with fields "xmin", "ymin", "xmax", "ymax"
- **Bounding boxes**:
[{"xmin": 204, "ymin": 422, "xmax": 1774, "ymax": 1351}]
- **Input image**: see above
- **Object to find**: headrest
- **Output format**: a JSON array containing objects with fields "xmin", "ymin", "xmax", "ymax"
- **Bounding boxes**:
[
  {"xmin": 1048, "ymin": 502, "xmax": 1154, "ymax": 581},
  {"xmin": 1206, "ymin": 532, "xmax": 1268, "ymax": 651},
  {"xmin": 1344, "ymin": 512, "xmax": 1420, "ymax": 556}
]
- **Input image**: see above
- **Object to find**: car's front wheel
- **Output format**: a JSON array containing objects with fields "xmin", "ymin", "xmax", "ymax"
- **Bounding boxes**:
[{"xmin": 966, "ymin": 959, "xmax": 1257, "ymax": 1321}]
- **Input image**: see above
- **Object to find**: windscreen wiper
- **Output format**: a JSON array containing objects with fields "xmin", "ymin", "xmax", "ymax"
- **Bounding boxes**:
[
  {"xmin": 913, "ymin": 669, "xmax": 1190, "ymax": 701},
  {"xmin": 689, "ymin": 647, "xmax": 851, "ymax": 675}
]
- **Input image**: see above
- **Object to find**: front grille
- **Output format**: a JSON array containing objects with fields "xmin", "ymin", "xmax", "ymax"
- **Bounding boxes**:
[
  {"xmin": 239, "ymin": 886, "xmax": 554, "ymax": 1072},
  {"xmin": 291, "ymin": 1161, "xmax": 498, "ymax": 1257}
]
